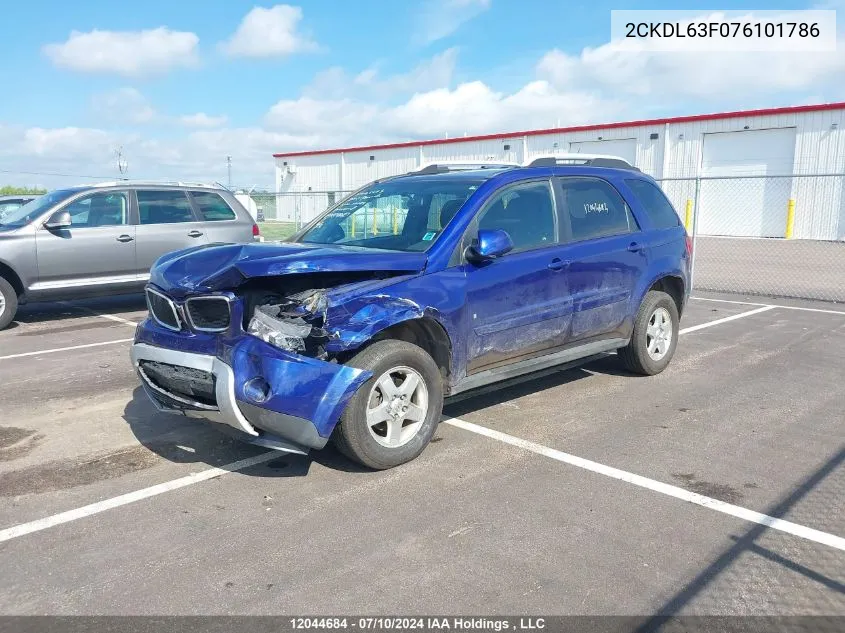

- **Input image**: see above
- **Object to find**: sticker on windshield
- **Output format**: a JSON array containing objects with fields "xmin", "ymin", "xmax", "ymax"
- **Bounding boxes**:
[{"xmin": 422, "ymin": 231, "xmax": 437, "ymax": 241}]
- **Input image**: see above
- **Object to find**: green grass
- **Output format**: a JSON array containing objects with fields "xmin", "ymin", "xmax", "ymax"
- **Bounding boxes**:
[{"xmin": 258, "ymin": 222, "xmax": 298, "ymax": 241}]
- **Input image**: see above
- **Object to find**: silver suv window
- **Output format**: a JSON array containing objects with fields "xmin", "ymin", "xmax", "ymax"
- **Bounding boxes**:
[
  {"xmin": 64, "ymin": 192, "xmax": 129, "ymax": 227},
  {"xmin": 190, "ymin": 191, "xmax": 236, "ymax": 221},
  {"xmin": 138, "ymin": 190, "xmax": 196, "ymax": 225}
]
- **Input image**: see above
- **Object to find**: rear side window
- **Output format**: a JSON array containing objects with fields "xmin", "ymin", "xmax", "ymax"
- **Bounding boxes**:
[
  {"xmin": 625, "ymin": 179, "xmax": 681, "ymax": 229},
  {"xmin": 137, "ymin": 190, "xmax": 196, "ymax": 225},
  {"xmin": 190, "ymin": 191, "xmax": 237, "ymax": 221},
  {"xmin": 558, "ymin": 177, "xmax": 637, "ymax": 242}
]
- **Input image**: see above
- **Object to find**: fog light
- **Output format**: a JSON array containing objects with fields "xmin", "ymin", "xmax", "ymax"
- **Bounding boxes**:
[{"xmin": 243, "ymin": 377, "xmax": 271, "ymax": 403}]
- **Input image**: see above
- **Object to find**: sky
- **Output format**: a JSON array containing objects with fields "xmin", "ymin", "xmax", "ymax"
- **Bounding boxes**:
[{"xmin": 0, "ymin": 0, "xmax": 843, "ymax": 190}]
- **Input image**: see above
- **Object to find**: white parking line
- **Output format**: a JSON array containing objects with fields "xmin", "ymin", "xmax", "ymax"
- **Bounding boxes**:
[
  {"xmin": 444, "ymin": 418, "xmax": 845, "ymax": 551},
  {"xmin": 679, "ymin": 305, "xmax": 775, "ymax": 335},
  {"xmin": 0, "ymin": 451, "xmax": 278, "ymax": 543},
  {"xmin": 58, "ymin": 301, "xmax": 140, "ymax": 327},
  {"xmin": 0, "ymin": 338, "xmax": 133, "ymax": 361},
  {"xmin": 691, "ymin": 296, "xmax": 845, "ymax": 316}
]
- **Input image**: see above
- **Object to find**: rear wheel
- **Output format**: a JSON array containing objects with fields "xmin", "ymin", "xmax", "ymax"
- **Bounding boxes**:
[
  {"xmin": 618, "ymin": 290, "xmax": 679, "ymax": 375},
  {"xmin": 0, "ymin": 277, "xmax": 18, "ymax": 331},
  {"xmin": 333, "ymin": 339, "xmax": 443, "ymax": 469}
]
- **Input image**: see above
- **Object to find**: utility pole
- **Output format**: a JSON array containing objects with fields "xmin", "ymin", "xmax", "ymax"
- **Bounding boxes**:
[{"xmin": 226, "ymin": 156, "xmax": 232, "ymax": 188}]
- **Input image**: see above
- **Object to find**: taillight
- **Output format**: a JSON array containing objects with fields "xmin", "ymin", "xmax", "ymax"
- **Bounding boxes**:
[
  {"xmin": 252, "ymin": 224, "xmax": 260, "ymax": 237},
  {"xmin": 685, "ymin": 235, "xmax": 693, "ymax": 255}
]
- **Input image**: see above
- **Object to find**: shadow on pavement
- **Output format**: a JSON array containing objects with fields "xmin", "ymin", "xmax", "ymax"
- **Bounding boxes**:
[{"xmin": 635, "ymin": 445, "xmax": 845, "ymax": 630}]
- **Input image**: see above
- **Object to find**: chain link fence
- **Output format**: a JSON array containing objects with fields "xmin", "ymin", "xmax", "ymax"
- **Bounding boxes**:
[
  {"xmin": 240, "ymin": 174, "xmax": 845, "ymax": 303},
  {"xmin": 656, "ymin": 174, "xmax": 845, "ymax": 303}
]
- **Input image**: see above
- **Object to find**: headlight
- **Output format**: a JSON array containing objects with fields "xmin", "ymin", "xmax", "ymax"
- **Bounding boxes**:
[{"xmin": 247, "ymin": 307, "xmax": 312, "ymax": 353}]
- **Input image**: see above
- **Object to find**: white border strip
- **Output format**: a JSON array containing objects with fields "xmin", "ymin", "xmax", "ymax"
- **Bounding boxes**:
[
  {"xmin": 679, "ymin": 305, "xmax": 775, "ymax": 334},
  {"xmin": 58, "ymin": 301, "xmax": 140, "ymax": 327},
  {"xmin": 691, "ymin": 296, "xmax": 845, "ymax": 316},
  {"xmin": 0, "ymin": 451, "xmax": 278, "ymax": 543},
  {"xmin": 444, "ymin": 418, "xmax": 845, "ymax": 551},
  {"xmin": 0, "ymin": 338, "xmax": 133, "ymax": 361}
]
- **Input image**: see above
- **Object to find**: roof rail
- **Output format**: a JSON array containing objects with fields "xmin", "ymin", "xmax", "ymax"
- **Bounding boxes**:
[
  {"xmin": 89, "ymin": 180, "xmax": 225, "ymax": 188},
  {"xmin": 526, "ymin": 153, "xmax": 639, "ymax": 171},
  {"xmin": 409, "ymin": 161, "xmax": 520, "ymax": 175}
]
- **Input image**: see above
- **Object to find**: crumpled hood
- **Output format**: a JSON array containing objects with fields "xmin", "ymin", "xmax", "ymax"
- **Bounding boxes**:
[{"xmin": 148, "ymin": 241, "xmax": 428, "ymax": 295}]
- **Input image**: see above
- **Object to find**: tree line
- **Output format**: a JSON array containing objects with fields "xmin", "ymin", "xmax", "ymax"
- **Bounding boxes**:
[{"xmin": 1, "ymin": 186, "xmax": 47, "ymax": 195}]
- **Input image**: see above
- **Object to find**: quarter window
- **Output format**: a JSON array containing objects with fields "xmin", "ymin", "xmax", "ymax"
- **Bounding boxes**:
[
  {"xmin": 558, "ymin": 178, "xmax": 636, "ymax": 242},
  {"xmin": 476, "ymin": 182, "xmax": 557, "ymax": 252},
  {"xmin": 138, "ymin": 190, "xmax": 196, "ymax": 225},
  {"xmin": 624, "ymin": 179, "xmax": 681, "ymax": 229},
  {"xmin": 63, "ymin": 192, "xmax": 128, "ymax": 227},
  {"xmin": 190, "ymin": 191, "xmax": 237, "ymax": 221}
]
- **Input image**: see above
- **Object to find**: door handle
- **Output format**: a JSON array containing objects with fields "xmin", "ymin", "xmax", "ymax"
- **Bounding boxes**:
[
  {"xmin": 627, "ymin": 241, "xmax": 642, "ymax": 253},
  {"xmin": 547, "ymin": 257, "xmax": 569, "ymax": 271},
  {"xmin": 116, "ymin": 234, "xmax": 134, "ymax": 243},
  {"xmin": 187, "ymin": 230, "xmax": 204, "ymax": 238}
]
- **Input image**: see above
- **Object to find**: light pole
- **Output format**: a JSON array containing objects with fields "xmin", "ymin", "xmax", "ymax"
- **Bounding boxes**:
[{"xmin": 227, "ymin": 156, "xmax": 232, "ymax": 188}]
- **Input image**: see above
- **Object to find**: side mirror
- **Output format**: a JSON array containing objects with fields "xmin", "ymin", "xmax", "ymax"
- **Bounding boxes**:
[
  {"xmin": 467, "ymin": 228, "xmax": 514, "ymax": 262},
  {"xmin": 44, "ymin": 210, "xmax": 72, "ymax": 230}
]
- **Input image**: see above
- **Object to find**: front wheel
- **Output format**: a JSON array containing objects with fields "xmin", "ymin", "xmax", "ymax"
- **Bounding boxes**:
[
  {"xmin": 333, "ymin": 340, "xmax": 444, "ymax": 470},
  {"xmin": 0, "ymin": 277, "xmax": 19, "ymax": 331},
  {"xmin": 618, "ymin": 290, "xmax": 679, "ymax": 375}
]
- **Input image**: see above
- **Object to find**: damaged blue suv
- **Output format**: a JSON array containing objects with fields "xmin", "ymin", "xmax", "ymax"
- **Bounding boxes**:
[{"xmin": 131, "ymin": 157, "xmax": 691, "ymax": 469}]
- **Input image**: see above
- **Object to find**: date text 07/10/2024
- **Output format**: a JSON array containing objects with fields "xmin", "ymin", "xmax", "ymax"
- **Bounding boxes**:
[{"xmin": 289, "ymin": 617, "xmax": 547, "ymax": 631}]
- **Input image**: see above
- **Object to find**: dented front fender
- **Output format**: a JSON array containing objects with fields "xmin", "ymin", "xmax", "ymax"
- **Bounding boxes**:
[{"xmin": 227, "ymin": 335, "xmax": 372, "ymax": 438}]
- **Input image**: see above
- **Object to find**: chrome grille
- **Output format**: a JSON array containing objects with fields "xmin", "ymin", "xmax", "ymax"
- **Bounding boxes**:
[
  {"xmin": 186, "ymin": 296, "xmax": 231, "ymax": 332},
  {"xmin": 146, "ymin": 288, "xmax": 181, "ymax": 331}
]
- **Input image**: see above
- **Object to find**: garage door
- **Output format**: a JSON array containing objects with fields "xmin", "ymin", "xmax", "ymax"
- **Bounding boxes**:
[
  {"xmin": 698, "ymin": 128, "xmax": 796, "ymax": 237},
  {"xmin": 569, "ymin": 139, "xmax": 637, "ymax": 166}
]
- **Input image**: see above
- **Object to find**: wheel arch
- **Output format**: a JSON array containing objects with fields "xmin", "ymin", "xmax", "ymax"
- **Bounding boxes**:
[
  {"xmin": 0, "ymin": 260, "xmax": 25, "ymax": 298},
  {"xmin": 339, "ymin": 315, "xmax": 453, "ymax": 388}
]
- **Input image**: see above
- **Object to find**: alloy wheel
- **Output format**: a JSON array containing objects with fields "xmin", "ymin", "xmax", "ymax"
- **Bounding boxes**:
[{"xmin": 366, "ymin": 365, "xmax": 429, "ymax": 448}]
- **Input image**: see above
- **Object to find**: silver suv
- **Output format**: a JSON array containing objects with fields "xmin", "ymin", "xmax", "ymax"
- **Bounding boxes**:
[{"xmin": 0, "ymin": 182, "xmax": 259, "ymax": 329}]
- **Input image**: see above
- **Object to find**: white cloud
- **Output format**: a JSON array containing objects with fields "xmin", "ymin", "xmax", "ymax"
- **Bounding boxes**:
[
  {"xmin": 415, "ymin": 0, "xmax": 491, "ymax": 45},
  {"xmin": 537, "ymin": 23, "xmax": 845, "ymax": 101},
  {"xmin": 304, "ymin": 48, "xmax": 458, "ymax": 100},
  {"xmin": 43, "ymin": 28, "xmax": 200, "ymax": 76},
  {"xmin": 91, "ymin": 88, "xmax": 156, "ymax": 124},
  {"xmin": 265, "ymin": 79, "xmax": 624, "ymax": 145},
  {"xmin": 180, "ymin": 113, "xmax": 229, "ymax": 127},
  {"xmin": 221, "ymin": 4, "xmax": 318, "ymax": 58}
]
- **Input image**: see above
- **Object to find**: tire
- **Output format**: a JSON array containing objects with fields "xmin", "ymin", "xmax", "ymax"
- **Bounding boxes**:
[
  {"xmin": 333, "ymin": 339, "xmax": 444, "ymax": 470},
  {"xmin": 0, "ymin": 277, "xmax": 18, "ymax": 331},
  {"xmin": 618, "ymin": 290, "xmax": 679, "ymax": 376}
]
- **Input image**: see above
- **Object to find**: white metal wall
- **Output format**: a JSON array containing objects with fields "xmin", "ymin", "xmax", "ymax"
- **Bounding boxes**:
[{"xmin": 274, "ymin": 107, "xmax": 845, "ymax": 238}]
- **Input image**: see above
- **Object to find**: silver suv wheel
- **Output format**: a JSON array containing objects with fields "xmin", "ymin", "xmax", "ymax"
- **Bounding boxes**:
[
  {"xmin": 646, "ymin": 306, "xmax": 673, "ymax": 361},
  {"xmin": 366, "ymin": 365, "xmax": 429, "ymax": 448}
]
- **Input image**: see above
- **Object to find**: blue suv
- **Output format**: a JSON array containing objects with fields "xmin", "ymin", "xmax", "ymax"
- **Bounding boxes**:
[{"xmin": 131, "ymin": 157, "xmax": 691, "ymax": 469}]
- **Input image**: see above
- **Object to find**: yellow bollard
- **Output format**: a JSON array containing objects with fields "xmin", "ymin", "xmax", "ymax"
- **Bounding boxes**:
[
  {"xmin": 372, "ymin": 209, "xmax": 378, "ymax": 236},
  {"xmin": 785, "ymin": 199, "xmax": 796, "ymax": 239},
  {"xmin": 684, "ymin": 199, "xmax": 693, "ymax": 231},
  {"xmin": 393, "ymin": 208, "xmax": 398, "ymax": 234},
  {"xmin": 351, "ymin": 215, "xmax": 356, "ymax": 237}
]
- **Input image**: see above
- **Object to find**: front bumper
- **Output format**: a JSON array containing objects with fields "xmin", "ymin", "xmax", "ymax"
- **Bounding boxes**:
[{"xmin": 130, "ymin": 337, "xmax": 371, "ymax": 454}]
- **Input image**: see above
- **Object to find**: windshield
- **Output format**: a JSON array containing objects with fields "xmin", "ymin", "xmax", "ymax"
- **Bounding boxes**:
[
  {"xmin": 0, "ymin": 189, "xmax": 80, "ymax": 228},
  {"xmin": 298, "ymin": 178, "xmax": 482, "ymax": 251}
]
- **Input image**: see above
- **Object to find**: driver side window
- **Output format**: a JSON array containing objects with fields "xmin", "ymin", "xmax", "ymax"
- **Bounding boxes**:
[
  {"xmin": 63, "ymin": 192, "xmax": 128, "ymax": 228},
  {"xmin": 476, "ymin": 181, "xmax": 557, "ymax": 252}
]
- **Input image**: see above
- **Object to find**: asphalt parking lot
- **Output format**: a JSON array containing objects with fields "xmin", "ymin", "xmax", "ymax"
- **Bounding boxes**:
[{"xmin": 0, "ymin": 293, "xmax": 843, "ymax": 616}]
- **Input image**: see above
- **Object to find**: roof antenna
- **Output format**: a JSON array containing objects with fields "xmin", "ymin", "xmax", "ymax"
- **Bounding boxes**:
[{"xmin": 115, "ymin": 146, "xmax": 129, "ymax": 180}]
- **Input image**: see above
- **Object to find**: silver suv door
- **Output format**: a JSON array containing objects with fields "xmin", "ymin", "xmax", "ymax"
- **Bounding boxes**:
[
  {"xmin": 133, "ymin": 189, "xmax": 210, "ymax": 276},
  {"xmin": 33, "ymin": 190, "xmax": 136, "ymax": 294}
]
